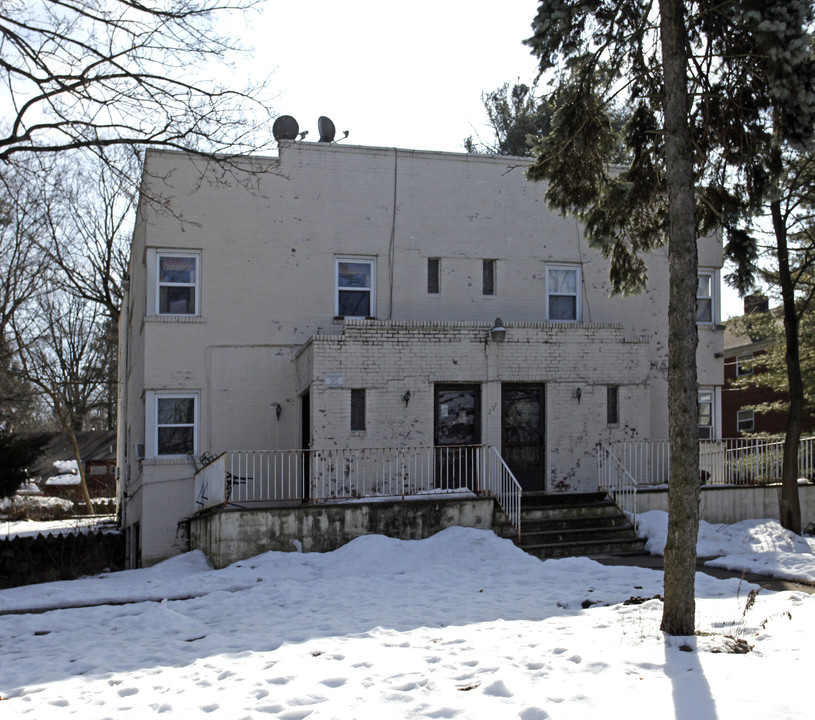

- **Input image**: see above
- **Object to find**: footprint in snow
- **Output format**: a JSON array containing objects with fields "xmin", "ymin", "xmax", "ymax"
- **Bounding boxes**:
[{"xmin": 483, "ymin": 679, "xmax": 513, "ymax": 698}]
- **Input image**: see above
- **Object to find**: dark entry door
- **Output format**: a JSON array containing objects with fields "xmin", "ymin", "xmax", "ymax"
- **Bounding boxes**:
[
  {"xmin": 301, "ymin": 392, "xmax": 310, "ymax": 501},
  {"xmin": 434, "ymin": 385, "xmax": 481, "ymax": 490},
  {"xmin": 502, "ymin": 384, "xmax": 545, "ymax": 491}
]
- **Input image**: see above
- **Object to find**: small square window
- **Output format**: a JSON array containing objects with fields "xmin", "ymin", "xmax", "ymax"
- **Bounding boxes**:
[
  {"xmin": 336, "ymin": 258, "xmax": 375, "ymax": 317},
  {"xmin": 351, "ymin": 389, "xmax": 366, "ymax": 432},
  {"xmin": 483, "ymin": 259, "xmax": 496, "ymax": 296},
  {"xmin": 156, "ymin": 394, "xmax": 197, "ymax": 456},
  {"xmin": 158, "ymin": 253, "xmax": 199, "ymax": 315},
  {"xmin": 607, "ymin": 386, "xmax": 619, "ymax": 425},
  {"xmin": 736, "ymin": 354, "xmax": 753, "ymax": 376},
  {"xmin": 737, "ymin": 409, "xmax": 754, "ymax": 433},
  {"xmin": 428, "ymin": 258, "xmax": 440, "ymax": 294},
  {"xmin": 547, "ymin": 266, "xmax": 580, "ymax": 321}
]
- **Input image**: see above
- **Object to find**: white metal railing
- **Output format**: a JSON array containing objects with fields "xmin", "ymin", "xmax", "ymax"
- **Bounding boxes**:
[
  {"xmin": 486, "ymin": 446, "xmax": 522, "ymax": 540},
  {"xmin": 597, "ymin": 443, "xmax": 638, "ymax": 526},
  {"xmin": 193, "ymin": 445, "xmax": 522, "ymax": 539},
  {"xmin": 193, "ymin": 452, "xmax": 226, "ymax": 511},
  {"xmin": 601, "ymin": 436, "xmax": 815, "ymax": 487}
]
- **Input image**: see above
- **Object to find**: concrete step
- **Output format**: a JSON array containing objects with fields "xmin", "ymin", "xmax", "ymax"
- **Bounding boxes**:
[
  {"xmin": 492, "ymin": 493, "xmax": 642, "ymax": 559},
  {"xmin": 522, "ymin": 536, "xmax": 647, "ymax": 559}
]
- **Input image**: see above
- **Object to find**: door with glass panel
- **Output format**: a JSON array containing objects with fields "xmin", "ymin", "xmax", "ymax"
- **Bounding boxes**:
[
  {"xmin": 501, "ymin": 384, "xmax": 546, "ymax": 491},
  {"xmin": 434, "ymin": 385, "xmax": 480, "ymax": 491}
]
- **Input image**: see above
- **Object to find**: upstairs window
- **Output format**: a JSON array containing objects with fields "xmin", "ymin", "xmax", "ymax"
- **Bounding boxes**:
[
  {"xmin": 736, "ymin": 354, "xmax": 754, "ymax": 376},
  {"xmin": 157, "ymin": 253, "xmax": 199, "ymax": 315},
  {"xmin": 428, "ymin": 258, "xmax": 440, "ymax": 294},
  {"xmin": 483, "ymin": 259, "xmax": 496, "ymax": 296},
  {"xmin": 697, "ymin": 272, "xmax": 715, "ymax": 324},
  {"xmin": 336, "ymin": 258, "xmax": 375, "ymax": 318},
  {"xmin": 547, "ymin": 266, "xmax": 580, "ymax": 322}
]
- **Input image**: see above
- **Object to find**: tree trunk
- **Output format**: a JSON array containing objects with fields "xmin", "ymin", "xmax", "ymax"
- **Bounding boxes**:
[
  {"xmin": 65, "ymin": 425, "xmax": 95, "ymax": 516},
  {"xmin": 659, "ymin": 0, "xmax": 700, "ymax": 637},
  {"xmin": 771, "ymin": 196, "xmax": 803, "ymax": 534}
]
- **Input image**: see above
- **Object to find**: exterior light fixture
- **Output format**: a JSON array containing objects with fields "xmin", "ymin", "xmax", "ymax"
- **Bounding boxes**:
[
  {"xmin": 574, "ymin": 387, "xmax": 582, "ymax": 403},
  {"xmin": 402, "ymin": 390, "xmax": 411, "ymax": 407},
  {"xmin": 272, "ymin": 402, "xmax": 282, "ymax": 420},
  {"xmin": 490, "ymin": 317, "xmax": 506, "ymax": 343}
]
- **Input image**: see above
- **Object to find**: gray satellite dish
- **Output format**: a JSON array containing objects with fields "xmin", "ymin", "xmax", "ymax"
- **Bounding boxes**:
[
  {"xmin": 318, "ymin": 116, "xmax": 336, "ymax": 143},
  {"xmin": 273, "ymin": 115, "xmax": 299, "ymax": 141}
]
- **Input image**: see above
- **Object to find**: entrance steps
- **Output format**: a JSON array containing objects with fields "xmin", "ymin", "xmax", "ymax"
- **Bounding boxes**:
[{"xmin": 493, "ymin": 491, "xmax": 646, "ymax": 559}]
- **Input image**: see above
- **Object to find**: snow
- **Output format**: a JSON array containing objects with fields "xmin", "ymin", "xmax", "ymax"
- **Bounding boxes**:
[
  {"xmin": 0, "ymin": 515, "xmax": 118, "ymax": 540},
  {"xmin": 637, "ymin": 510, "xmax": 815, "ymax": 583},
  {"xmin": 1, "ymin": 521, "xmax": 813, "ymax": 718},
  {"xmin": 0, "ymin": 495, "xmax": 73, "ymax": 517},
  {"xmin": 44, "ymin": 473, "xmax": 81, "ymax": 486}
]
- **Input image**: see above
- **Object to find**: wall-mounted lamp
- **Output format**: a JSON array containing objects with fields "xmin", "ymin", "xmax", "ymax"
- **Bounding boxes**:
[
  {"xmin": 490, "ymin": 317, "xmax": 507, "ymax": 343},
  {"xmin": 714, "ymin": 352, "xmax": 724, "ymax": 358},
  {"xmin": 574, "ymin": 387, "xmax": 582, "ymax": 404},
  {"xmin": 402, "ymin": 390, "xmax": 411, "ymax": 408},
  {"xmin": 272, "ymin": 402, "xmax": 282, "ymax": 421}
]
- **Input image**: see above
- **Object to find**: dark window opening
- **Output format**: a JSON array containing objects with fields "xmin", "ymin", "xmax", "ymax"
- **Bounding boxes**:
[
  {"xmin": 428, "ymin": 257, "xmax": 440, "ymax": 294},
  {"xmin": 351, "ymin": 389, "xmax": 366, "ymax": 431},
  {"xmin": 607, "ymin": 386, "xmax": 619, "ymax": 425},
  {"xmin": 483, "ymin": 259, "xmax": 495, "ymax": 296}
]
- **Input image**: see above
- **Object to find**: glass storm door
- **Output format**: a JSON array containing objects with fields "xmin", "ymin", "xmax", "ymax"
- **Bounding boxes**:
[
  {"xmin": 502, "ymin": 384, "xmax": 546, "ymax": 491},
  {"xmin": 434, "ymin": 385, "xmax": 481, "ymax": 491}
]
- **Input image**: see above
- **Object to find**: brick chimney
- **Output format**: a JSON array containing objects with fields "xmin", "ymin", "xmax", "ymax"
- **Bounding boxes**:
[{"xmin": 744, "ymin": 294, "xmax": 769, "ymax": 315}]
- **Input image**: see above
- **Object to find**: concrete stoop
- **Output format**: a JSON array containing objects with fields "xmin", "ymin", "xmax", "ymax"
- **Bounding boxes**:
[{"xmin": 494, "ymin": 491, "xmax": 646, "ymax": 559}]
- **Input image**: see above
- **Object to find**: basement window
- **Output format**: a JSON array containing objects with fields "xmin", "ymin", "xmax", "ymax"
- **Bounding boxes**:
[{"xmin": 351, "ymin": 389, "xmax": 366, "ymax": 432}]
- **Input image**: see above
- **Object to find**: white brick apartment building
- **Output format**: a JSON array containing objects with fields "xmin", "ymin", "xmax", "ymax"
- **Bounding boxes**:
[{"xmin": 118, "ymin": 141, "xmax": 724, "ymax": 566}]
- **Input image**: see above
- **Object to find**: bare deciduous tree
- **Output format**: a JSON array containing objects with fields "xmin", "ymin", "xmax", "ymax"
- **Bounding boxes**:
[{"xmin": 2, "ymin": 0, "xmax": 275, "ymax": 161}]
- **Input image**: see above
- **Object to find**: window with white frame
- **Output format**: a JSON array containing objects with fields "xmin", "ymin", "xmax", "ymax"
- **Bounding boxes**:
[
  {"xmin": 547, "ymin": 266, "xmax": 580, "ymax": 321},
  {"xmin": 696, "ymin": 271, "xmax": 715, "ymax": 324},
  {"xmin": 698, "ymin": 389, "xmax": 714, "ymax": 439},
  {"xmin": 737, "ymin": 409, "xmax": 755, "ymax": 433},
  {"xmin": 155, "ymin": 394, "xmax": 197, "ymax": 456},
  {"xmin": 336, "ymin": 258, "xmax": 375, "ymax": 317},
  {"xmin": 736, "ymin": 354, "xmax": 754, "ymax": 376},
  {"xmin": 157, "ymin": 253, "xmax": 199, "ymax": 315}
]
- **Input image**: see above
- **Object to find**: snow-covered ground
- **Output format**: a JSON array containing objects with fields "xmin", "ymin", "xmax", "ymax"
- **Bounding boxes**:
[
  {"xmin": 1, "ymin": 516, "xmax": 813, "ymax": 718},
  {"xmin": 0, "ymin": 515, "xmax": 118, "ymax": 540}
]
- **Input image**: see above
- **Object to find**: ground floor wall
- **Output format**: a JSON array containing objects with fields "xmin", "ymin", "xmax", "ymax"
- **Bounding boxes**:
[
  {"xmin": 190, "ymin": 496, "xmax": 495, "ymax": 569},
  {"xmin": 637, "ymin": 484, "xmax": 815, "ymax": 529},
  {"xmin": 124, "ymin": 460, "xmax": 195, "ymax": 567}
]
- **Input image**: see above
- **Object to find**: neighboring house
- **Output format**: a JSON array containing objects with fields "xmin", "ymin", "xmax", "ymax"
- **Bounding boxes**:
[
  {"xmin": 118, "ymin": 141, "xmax": 724, "ymax": 567},
  {"xmin": 32, "ymin": 431, "xmax": 117, "ymax": 508},
  {"xmin": 722, "ymin": 297, "xmax": 815, "ymax": 437}
]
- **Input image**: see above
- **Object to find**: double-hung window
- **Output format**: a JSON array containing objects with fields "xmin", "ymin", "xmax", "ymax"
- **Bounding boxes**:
[
  {"xmin": 737, "ymin": 409, "xmax": 755, "ymax": 433},
  {"xmin": 697, "ymin": 271, "xmax": 715, "ymax": 324},
  {"xmin": 547, "ymin": 265, "xmax": 580, "ymax": 322},
  {"xmin": 157, "ymin": 253, "xmax": 199, "ymax": 315},
  {"xmin": 698, "ymin": 389, "xmax": 714, "ymax": 439},
  {"xmin": 155, "ymin": 393, "xmax": 198, "ymax": 456},
  {"xmin": 336, "ymin": 258, "xmax": 375, "ymax": 318}
]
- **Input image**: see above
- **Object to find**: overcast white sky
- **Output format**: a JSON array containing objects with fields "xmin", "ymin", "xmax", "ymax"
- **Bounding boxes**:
[
  {"xmin": 245, "ymin": 0, "xmax": 541, "ymax": 152},
  {"xmin": 243, "ymin": 0, "xmax": 745, "ymax": 318}
]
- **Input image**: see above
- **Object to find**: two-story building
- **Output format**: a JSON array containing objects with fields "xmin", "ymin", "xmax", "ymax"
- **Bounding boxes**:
[{"xmin": 118, "ymin": 141, "xmax": 724, "ymax": 567}]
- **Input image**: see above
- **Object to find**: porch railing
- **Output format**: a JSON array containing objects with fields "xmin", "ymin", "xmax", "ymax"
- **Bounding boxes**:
[
  {"xmin": 601, "ymin": 436, "xmax": 815, "ymax": 487},
  {"xmin": 193, "ymin": 452, "xmax": 227, "ymax": 511},
  {"xmin": 194, "ymin": 445, "xmax": 522, "ymax": 537},
  {"xmin": 597, "ymin": 443, "xmax": 638, "ymax": 526}
]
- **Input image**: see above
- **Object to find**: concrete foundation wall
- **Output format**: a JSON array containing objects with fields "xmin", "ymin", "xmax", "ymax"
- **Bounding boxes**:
[
  {"xmin": 190, "ymin": 496, "xmax": 495, "ymax": 568},
  {"xmin": 637, "ymin": 484, "xmax": 815, "ymax": 528}
]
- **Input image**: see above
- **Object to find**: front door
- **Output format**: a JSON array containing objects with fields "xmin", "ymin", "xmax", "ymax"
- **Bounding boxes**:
[
  {"xmin": 434, "ymin": 384, "xmax": 481, "ymax": 490},
  {"xmin": 502, "ymin": 384, "xmax": 545, "ymax": 491}
]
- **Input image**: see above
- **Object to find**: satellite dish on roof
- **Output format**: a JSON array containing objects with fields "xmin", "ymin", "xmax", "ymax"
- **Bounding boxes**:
[
  {"xmin": 318, "ymin": 116, "xmax": 336, "ymax": 143},
  {"xmin": 273, "ymin": 115, "xmax": 299, "ymax": 142}
]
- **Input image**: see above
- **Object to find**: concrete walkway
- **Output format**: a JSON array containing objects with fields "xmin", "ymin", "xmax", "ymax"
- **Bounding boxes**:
[{"xmin": 590, "ymin": 552, "xmax": 815, "ymax": 594}]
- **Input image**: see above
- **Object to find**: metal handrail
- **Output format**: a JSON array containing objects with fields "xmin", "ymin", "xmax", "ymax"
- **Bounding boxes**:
[{"xmin": 597, "ymin": 442, "xmax": 638, "ymax": 527}]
